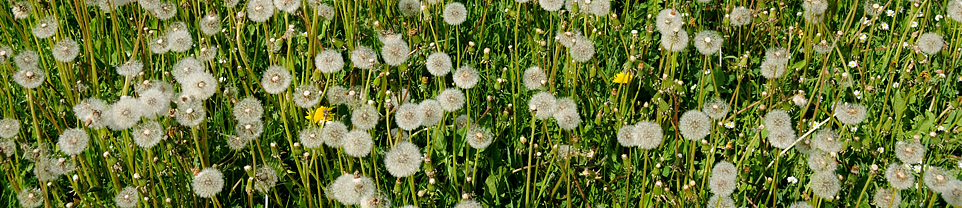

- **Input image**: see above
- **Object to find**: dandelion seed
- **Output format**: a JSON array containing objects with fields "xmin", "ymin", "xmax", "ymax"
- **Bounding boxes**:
[
  {"xmin": 395, "ymin": 103, "xmax": 424, "ymax": 131},
  {"xmin": 426, "ymin": 52, "xmax": 453, "ymax": 77},
  {"xmin": 294, "ymin": 85, "xmax": 322, "ymax": 108},
  {"xmin": 57, "ymin": 128, "xmax": 89, "ymax": 156},
  {"xmin": 885, "ymin": 162, "xmax": 916, "ymax": 190},
  {"xmin": 707, "ymin": 194, "xmax": 735, "ymax": 208},
  {"xmin": 385, "ymin": 141, "xmax": 422, "ymax": 177},
  {"xmin": 149, "ymin": 36, "xmax": 170, "ymax": 54},
  {"xmin": 660, "ymin": 30, "xmax": 689, "ymax": 52},
  {"xmin": 656, "ymin": 9, "xmax": 683, "ymax": 32},
  {"xmin": 617, "ymin": 125, "xmax": 640, "ymax": 147},
  {"xmin": 32, "ymin": 16, "xmax": 58, "ymax": 39},
  {"xmin": 248, "ymin": 0, "xmax": 275, "ymax": 22},
  {"xmin": 693, "ymin": 30, "xmax": 723, "ymax": 55},
  {"xmin": 52, "ymin": 38, "xmax": 80, "ymax": 62},
  {"xmin": 453, "ymin": 65, "xmax": 480, "ymax": 89},
  {"xmin": 193, "ymin": 168, "xmax": 225, "ymax": 198},
  {"xmin": 254, "ymin": 166, "xmax": 279, "ymax": 193},
  {"xmin": 114, "ymin": 186, "xmax": 139, "ymax": 208},
  {"xmin": 13, "ymin": 67, "xmax": 45, "ymax": 89},
  {"xmin": 679, "ymin": 110, "xmax": 711, "ymax": 141},
  {"xmin": 833, "ymin": 102, "xmax": 867, "ymax": 125},
  {"xmin": 297, "ymin": 126, "xmax": 324, "ymax": 148},
  {"xmin": 262, "ymin": 65, "xmax": 292, "ymax": 94},
  {"xmin": 381, "ymin": 41, "xmax": 410, "ymax": 66},
  {"xmin": 702, "ymin": 98, "xmax": 729, "ymax": 120},
  {"xmin": 438, "ymin": 88, "xmax": 465, "ymax": 111},
  {"xmin": 443, "ymin": 2, "xmax": 468, "ymax": 25},
  {"xmin": 17, "ymin": 186, "xmax": 43, "ymax": 208},
  {"xmin": 175, "ymin": 101, "xmax": 206, "ymax": 127},
  {"xmin": 529, "ymin": 92, "xmax": 558, "ymax": 120},
  {"xmin": 810, "ymin": 171, "xmax": 840, "ymax": 199},
  {"xmin": 807, "ymin": 150, "xmax": 838, "ymax": 172},
  {"xmin": 328, "ymin": 173, "xmax": 376, "ymax": 205},
  {"xmin": 343, "ymin": 130, "xmax": 373, "ymax": 157},
  {"xmin": 153, "ymin": 2, "xmax": 177, "ymax": 19},
  {"xmin": 233, "ymin": 97, "xmax": 264, "ymax": 123},
  {"xmin": 351, "ymin": 105, "xmax": 379, "ymax": 130},
  {"xmin": 199, "ymin": 13, "xmax": 221, "ymax": 35},
  {"xmin": 730, "ymin": 6, "xmax": 752, "ymax": 26},
  {"xmin": 419, "ymin": 99, "xmax": 443, "ymax": 126},
  {"xmin": 894, "ymin": 140, "xmax": 925, "ymax": 164}
]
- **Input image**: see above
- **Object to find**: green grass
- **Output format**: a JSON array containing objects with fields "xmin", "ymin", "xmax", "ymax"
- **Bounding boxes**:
[{"xmin": 0, "ymin": 0, "xmax": 961, "ymax": 207}]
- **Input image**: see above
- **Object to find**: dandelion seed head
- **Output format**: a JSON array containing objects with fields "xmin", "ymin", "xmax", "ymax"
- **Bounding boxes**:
[
  {"xmin": 399, "ymin": 0, "xmax": 420, "ymax": 17},
  {"xmin": 11, "ymin": 1, "xmax": 33, "ymax": 20},
  {"xmin": 702, "ymin": 98, "xmax": 730, "ymax": 120},
  {"xmin": 14, "ymin": 50, "xmax": 39, "ymax": 69},
  {"xmin": 0, "ymin": 45, "xmax": 12, "ymax": 63},
  {"xmin": 149, "ymin": 35, "xmax": 170, "ymax": 54},
  {"xmin": 586, "ymin": 0, "xmax": 610, "ymax": 16},
  {"xmin": 294, "ymin": 85, "xmax": 322, "ymax": 108},
  {"xmin": 811, "ymin": 171, "xmax": 840, "ymax": 199},
  {"xmin": 381, "ymin": 41, "xmax": 410, "ymax": 66},
  {"xmin": 660, "ymin": 30, "xmax": 689, "ymax": 52},
  {"xmin": 918, "ymin": 32, "xmax": 944, "ymax": 55},
  {"xmin": 764, "ymin": 110, "xmax": 793, "ymax": 128},
  {"xmin": 181, "ymin": 72, "xmax": 218, "ymax": 101},
  {"xmin": 193, "ymin": 168, "xmax": 225, "ymax": 198},
  {"xmin": 73, "ymin": 98, "xmax": 109, "ymax": 129},
  {"xmin": 395, "ymin": 103, "xmax": 424, "ymax": 131},
  {"xmin": 466, "ymin": 126, "xmax": 493, "ymax": 149},
  {"xmin": 197, "ymin": 45, "xmax": 218, "ymax": 61},
  {"xmin": 443, "ymin": 2, "xmax": 468, "ymax": 25},
  {"xmin": 315, "ymin": 49, "xmax": 345, "ymax": 73},
  {"xmin": 350, "ymin": 46, "xmax": 379, "ymax": 70},
  {"xmin": 813, "ymin": 128, "xmax": 842, "ymax": 153},
  {"xmin": 236, "ymin": 120, "xmax": 263, "ymax": 139},
  {"xmin": 529, "ymin": 92, "xmax": 558, "ymax": 120},
  {"xmin": 730, "ymin": 6, "xmax": 752, "ymax": 26},
  {"xmin": 254, "ymin": 166, "xmax": 279, "ymax": 193},
  {"xmin": 172, "ymin": 57, "xmax": 205, "ymax": 82},
  {"xmin": 343, "ymin": 130, "xmax": 373, "ymax": 157},
  {"xmin": 539, "ymin": 0, "xmax": 564, "ymax": 11},
  {"xmin": 679, "ymin": 110, "xmax": 711, "ymax": 141},
  {"xmin": 768, "ymin": 127, "xmax": 796, "ymax": 149},
  {"xmin": 175, "ymin": 101, "xmax": 206, "ymax": 127},
  {"xmin": 634, "ymin": 121, "xmax": 663, "ymax": 149},
  {"xmin": 14, "ymin": 67, "xmax": 45, "ymax": 90},
  {"xmin": 570, "ymin": 36, "xmax": 596, "ymax": 62},
  {"xmin": 57, "ymin": 128, "xmax": 89, "ymax": 156},
  {"xmin": 152, "ymin": 2, "xmax": 177, "ymax": 19},
  {"xmin": 117, "ymin": 59, "xmax": 144, "ymax": 78},
  {"xmin": 199, "ymin": 13, "xmax": 221, "ymax": 35},
  {"xmin": 114, "ymin": 186, "xmax": 139, "ymax": 208},
  {"xmin": 107, "ymin": 97, "xmax": 145, "ymax": 130},
  {"xmin": 322, "ymin": 121, "xmax": 349, "ymax": 148},
  {"xmin": 233, "ymin": 97, "xmax": 263, "ymax": 123},
  {"xmin": 328, "ymin": 173, "xmax": 375, "ymax": 205},
  {"xmin": 438, "ymin": 88, "xmax": 465, "ymax": 111},
  {"xmin": 453, "ymin": 65, "xmax": 480, "ymax": 89},
  {"xmin": 554, "ymin": 108, "xmax": 581, "ymax": 130},
  {"xmin": 656, "ymin": 8, "xmax": 683, "ymax": 32},
  {"xmin": 885, "ymin": 162, "xmax": 916, "ymax": 190},
  {"xmin": 316, "ymin": 3, "xmax": 335, "ymax": 19},
  {"xmin": 895, "ymin": 140, "xmax": 925, "ymax": 164},
  {"xmin": 0, "ymin": 139, "xmax": 15, "ymax": 157},
  {"xmin": 262, "ymin": 65, "xmax": 292, "ymax": 94},
  {"xmin": 32, "ymin": 16, "xmax": 58, "ymax": 39},
  {"xmin": 924, "ymin": 166, "xmax": 956, "ymax": 193},
  {"xmin": 274, "ymin": 0, "xmax": 301, "ymax": 13},
  {"xmin": 17, "ymin": 186, "xmax": 43, "ymax": 208},
  {"xmin": 949, "ymin": 0, "xmax": 962, "ymax": 23},
  {"xmin": 833, "ymin": 102, "xmax": 867, "ymax": 125},
  {"xmin": 0, "ymin": 119, "xmax": 20, "ymax": 139},
  {"xmin": 872, "ymin": 187, "xmax": 901, "ymax": 208},
  {"xmin": 167, "ymin": 30, "xmax": 193, "ymax": 53},
  {"xmin": 248, "ymin": 0, "xmax": 275, "ymax": 22},
  {"xmin": 52, "ymin": 38, "xmax": 80, "ymax": 62},
  {"xmin": 523, "ymin": 66, "xmax": 547, "ymax": 90},
  {"xmin": 694, "ymin": 30, "xmax": 723, "ymax": 55},
  {"xmin": 556, "ymin": 31, "xmax": 581, "ymax": 48},
  {"xmin": 945, "ymin": 181, "xmax": 962, "ymax": 206},
  {"xmin": 360, "ymin": 191, "xmax": 392, "ymax": 208},
  {"xmin": 426, "ymin": 52, "xmax": 453, "ymax": 76},
  {"xmin": 351, "ymin": 105, "xmax": 379, "ymax": 130},
  {"xmin": 789, "ymin": 201, "xmax": 812, "ymax": 208},
  {"xmin": 385, "ymin": 141, "xmax": 422, "ymax": 177},
  {"xmin": 802, "ymin": 0, "xmax": 829, "ymax": 14},
  {"xmin": 709, "ymin": 161, "xmax": 738, "ymax": 195},
  {"xmin": 617, "ymin": 124, "xmax": 639, "ymax": 147},
  {"xmin": 298, "ymin": 126, "xmax": 324, "ymax": 148},
  {"xmin": 133, "ymin": 121, "xmax": 164, "ymax": 149},
  {"xmin": 419, "ymin": 99, "xmax": 443, "ymax": 126},
  {"xmin": 807, "ymin": 150, "xmax": 838, "ymax": 172}
]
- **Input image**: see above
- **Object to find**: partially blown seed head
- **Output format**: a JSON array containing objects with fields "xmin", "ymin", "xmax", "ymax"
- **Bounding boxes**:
[{"xmin": 254, "ymin": 166, "xmax": 279, "ymax": 193}]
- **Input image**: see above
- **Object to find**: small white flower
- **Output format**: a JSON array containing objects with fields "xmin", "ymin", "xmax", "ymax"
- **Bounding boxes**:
[
  {"xmin": 797, "ymin": 12, "xmax": 802, "ymax": 16},
  {"xmin": 853, "ymin": 90, "xmax": 862, "ymax": 99},
  {"xmin": 910, "ymin": 21, "xmax": 918, "ymax": 28},
  {"xmin": 848, "ymin": 60, "xmax": 858, "ymax": 68},
  {"xmin": 936, "ymin": 15, "xmax": 943, "ymax": 21},
  {"xmin": 878, "ymin": 147, "xmax": 885, "ymax": 153},
  {"xmin": 957, "ymin": 75, "xmax": 962, "ymax": 82},
  {"xmin": 937, "ymin": 125, "xmax": 945, "ymax": 131},
  {"xmin": 724, "ymin": 121, "xmax": 735, "ymax": 129},
  {"xmin": 787, "ymin": 176, "xmax": 799, "ymax": 184},
  {"xmin": 850, "ymin": 126, "xmax": 858, "ymax": 132},
  {"xmin": 703, "ymin": 69, "xmax": 711, "ymax": 75},
  {"xmin": 880, "ymin": 22, "xmax": 889, "ymax": 30},
  {"xmin": 893, "ymin": 82, "xmax": 900, "ymax": 88},
  {"xmin": 859, "ymin": 33, "xmax": 868, "ymax": 42},
  {"xmin": 886, "ymin": 10, "xmax": 895, "ymax": 16},
  {"xmin": 902, "ymin": 42, "xmax": 909, "ymax": 47},
  {"xmin": 912, "ymin": 165, "xmax": 922, "ymax": 173}
]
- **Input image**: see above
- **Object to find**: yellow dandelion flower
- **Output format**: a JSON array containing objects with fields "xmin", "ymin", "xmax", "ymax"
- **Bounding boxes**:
[
  {"xmin": 613, "ymin": 71, "xmax": 632, "ymax": 84},
  {"xmin": 306, "ymin": 106, "xmax": 335, "ymax": 123}
]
